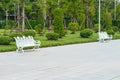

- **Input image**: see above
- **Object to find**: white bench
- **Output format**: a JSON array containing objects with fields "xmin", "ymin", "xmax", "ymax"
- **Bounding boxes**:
[
  {"xmin": 14, "ymin": 36, "xmax": 41, "ymax": 53},
  {"xmin": 98, "ymin": 32, "xmax": 112, "ymax": 42}
]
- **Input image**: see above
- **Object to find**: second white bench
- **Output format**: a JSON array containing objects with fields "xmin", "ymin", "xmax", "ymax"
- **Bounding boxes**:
[{"xmin": 98, "ymin": 32, "xmax": 112, "ymax": 42}]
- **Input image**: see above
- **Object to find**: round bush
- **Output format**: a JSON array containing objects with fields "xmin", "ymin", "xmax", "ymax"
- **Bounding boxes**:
[
  {"xmin": 0, "ymin": 36, "xmax": 12, "ymax": 45},
  {"xmin": 80, "ymin": 29, "xmax": 94, "ymax": 38},
  {"xmin": 113, "ymin": 26, "xmax": 119, "ymax": 32},
  {"xmin": 106, "ymin": 29, "xmax": 115, "ymax": 35},
  {"xmin": 68, "ymin": 22, "xmax": 79, "ymax": 34},
  {"xmin": 22, "ymin": 30, "xmax": 36, "ymax": 37},
  {"xmin": 46, "ymin": 33, "xmax": 59, "ymax": 40}
]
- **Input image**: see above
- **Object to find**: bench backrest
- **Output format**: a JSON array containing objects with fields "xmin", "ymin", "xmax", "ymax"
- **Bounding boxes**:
[
  {"xmin": 102, "ymin": 32, "xmax": 109, "ymax": 39},
  {"xmin": 98, "ymin": 32, "xmax": 110, "ymax": 40},
  {"xmin": 14, "ymin": 36, "xmax": 35, "ymax": 47}
]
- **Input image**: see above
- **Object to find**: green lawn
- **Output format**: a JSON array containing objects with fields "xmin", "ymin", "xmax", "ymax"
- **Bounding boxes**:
[
  {"xmin": 0, "ymin": 30, "xmax": 120, "ymax": 52},
  {"xmin": 38, "ymin": 31, "xmax": 98, "ymax": 47}
]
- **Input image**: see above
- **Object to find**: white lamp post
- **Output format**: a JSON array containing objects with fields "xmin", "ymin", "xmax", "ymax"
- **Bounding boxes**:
[{"xmin": 98, "ymin": 0, "xmax": 101, "ymax": 33}]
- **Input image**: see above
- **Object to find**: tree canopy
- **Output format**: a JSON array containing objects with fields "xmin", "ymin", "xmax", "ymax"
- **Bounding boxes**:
[{"xmin": 0, "ymin": 0, "xmax": 120, "ymax": 31}]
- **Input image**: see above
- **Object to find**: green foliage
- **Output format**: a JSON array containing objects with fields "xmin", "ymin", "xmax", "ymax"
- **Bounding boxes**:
[
  {"xmin": 114, "ymin": 32, "xmax": 120, "ymax": 39},
  {"xmin": 80, "ymin": 26, "xmax": 85, "ymax": 30},
  {"xmin": 0, "ymin": 36, "xmax": 12, "ymax": 45},
  {"xmin": 8, "ymin": 20, "xmax": 14, "ymax": 28},
  {"xmin": 29, "ymin": 20, "xmax": 37, "ymax": 29},
  {"xmin": 68, "ymin": 22, "xmax": 79, "ymax": 34},
  {"xmin": 37, "ymin": 9, "xmax": 44, "ymax": 26},
  {"xmin": 80, "ymin": 29, "xmax": 94, "ymax": 38},
  {"xmin": 46, "ymin": 32, "xmax": 59, "ymax": 40},
  {"xmin": 22, "ymin": 30, "xmax": 36, "ymax": 37},
  {"xmin": 43, "ymin": 28, "xmax": 47, "ymax": 34},
  {"xmin": 94, "ymin": 24, "xmax": 99, "ymax": 33},
  {"xmin": 106, "ymin": 29, "xmax": 115, "ymax": 35},
  {"xmin": 0, "ymin": 2, "xmax": 2, "ymax": 9},
  {"xmin": 0, "ymin": 0, "xmax": 119, "ymax": 32},
  {"xmin": 25, "ymin": 5, "xmax": 32, "ymax": 14},
  {"xmin": 4, "ymin": 25, "xmax": 11, "ymax": 30},
  {"xmin": 113, "ymin": 26, "xmax": 119, "ymax": 32},
  {"xmin": 35, "ymin": 24, "xmax": 43, "ymax": 35},
  {"xmin": 53, "ymin": 8, "xmax": 65, "ymax": 38},
  {"xmin": 29, "ymin": 12, "xmax": 36, "ymax": 19},
  {"xmin": 9, "ymin": 32, "xmax": 23, "ymax": 39},
  {"xmin": 104, "ymin": 12, "xmax": 112, "ymax": 30}
]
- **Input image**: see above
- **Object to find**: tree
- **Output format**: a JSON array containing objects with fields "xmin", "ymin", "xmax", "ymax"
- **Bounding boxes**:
[
  {"xmin": 38, "ymin": 0, "xmax": 47, "ymax": 27},
  {"xmin": 104, "ymin": 12, "xmax": 112, "ymax": 30},
  {"xmin": 2, "ymin": 0, "xmax": 11, "ymax": 26},
  {"xmin": 46, "ymin": 0, "xmax": 57, "ymax": 29},
  {"xmin": 53, "ymin": 8, "xmax": 65, "ymax": 37},
  {"xmin": 0, "ymin": 0, "xmax": 120, "ymax": 32},
  {"xmin": 83, "ymin": 0, "xmax": 96, "ymax": 28},
  {"xmin": 13, "ymin": 0, "xmax": 21, "ymax": 32}
]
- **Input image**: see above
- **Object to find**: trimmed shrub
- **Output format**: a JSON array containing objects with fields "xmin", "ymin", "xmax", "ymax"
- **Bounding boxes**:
[
  {"xmin": 53, "ymin": 8, "xmax": 65, "ymax": 38},
  {"xmin": 46, "ymin": 33, "xmax": 59, "ymax": 40},
  {"xmin": 0, "ymin": 36, "xmax": 12, "ymax": 45},
  {"xmin": 22, "ymin": 30, "xmax": 36, "ymax": 37},
  {"xmin": 104, "ymin": 12, "xmax": 112, "ymax": 30},
  {"xmin": 113, "ymin": 26, "xmax": 119, "ymax": 32},
  {"xmin": 68, "ymin": 22, "xmax": 79, "ymax": 34},
  {"xmin": 106, "ymin": 29, "xmax": 115, "ymax": 35},
  {"xmin": 80, "ymin": 29, "xmax": 94, "ymax": 38}
]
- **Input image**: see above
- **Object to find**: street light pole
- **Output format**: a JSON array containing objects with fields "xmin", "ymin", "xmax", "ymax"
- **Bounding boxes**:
[{"xmin": 98, "ymin": 0, "xmax": 101, "ymax": 33}]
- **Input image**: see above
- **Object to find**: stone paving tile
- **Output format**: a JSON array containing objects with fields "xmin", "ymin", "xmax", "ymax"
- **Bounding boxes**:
[{"xmin": 0, "ymin": 40, "xmax": 120, "ymax": 80}]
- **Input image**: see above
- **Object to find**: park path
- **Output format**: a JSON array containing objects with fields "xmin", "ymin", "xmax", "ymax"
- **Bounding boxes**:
[{"xmin": 0, "ymin": 40, "xmax": 120, "ymax": 80}]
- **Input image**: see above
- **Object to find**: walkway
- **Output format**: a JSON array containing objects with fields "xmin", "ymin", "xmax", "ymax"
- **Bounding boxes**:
[{"xmin": 0, "ymin": 40, "xmax": 120, "ymax": 80}]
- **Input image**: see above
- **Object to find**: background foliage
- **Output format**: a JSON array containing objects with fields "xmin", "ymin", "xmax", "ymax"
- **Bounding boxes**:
[{"xmin": 0, "ymin": 0, "xmax": 120, "ymax": 31}]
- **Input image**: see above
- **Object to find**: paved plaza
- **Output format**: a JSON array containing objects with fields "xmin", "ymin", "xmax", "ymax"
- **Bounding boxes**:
[{"xmin": 0, "ymin": 40, "xmax": 120, "ymax": 80}]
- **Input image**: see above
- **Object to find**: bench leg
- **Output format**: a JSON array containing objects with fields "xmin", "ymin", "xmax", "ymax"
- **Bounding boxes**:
[
  {"xmin": 17, "ymin": 47, "xmax": 24, "ymax": 53},
  {"xmin": 34, "ymin": 45, "xmax": 39, "ymax": 49}
]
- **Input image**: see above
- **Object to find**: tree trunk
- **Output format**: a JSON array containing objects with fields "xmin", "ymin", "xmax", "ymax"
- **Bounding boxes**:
[
  {"xmin": 63, "ymin": 14, "xmax": 67, "ymax": 30},
  {"xmin": 73, "ymin": 17, "xmax": 76, "ymax": 22},
  {"xmin": 106, "ymin": 1, "xmax": 109, "ymax": 13},
  {"xmin": 5, "ymin": 10, "xmax": 8, "ymax": 26},
  {"xmin": 43, "ymin": 0, "xmax": 46, "ymax": 27},
  {"xmin": 58, "ymin": 0, "xmax": 60, "ymax": 6},
  {"xmin": 22, "ymin": 0, "xmax": 25, "ymax": 32},
  {"xmin": 85, "ymin": 2, "xmax": 89, "ymax": 28},
  {"xmin": 73, "ymin": 1, "xmax": 76, "ymax": 22},
  {"xmin": 49, "ymin": 18, "xmax": 52, "ymax": 31},
  {"xmin": 17, "ymin": 4, "xmax": 20, "ymax": 32},
  {"xmin": 48, "ymin": 8, "xmax": 52, "ymax": 30},
  {"xmin": 114, "ymin": 0, "xmax": 116, "ymax": 20},
  {"xmin": 90, "ymin": 17, "xmax": 93, "ymax": 29}
]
